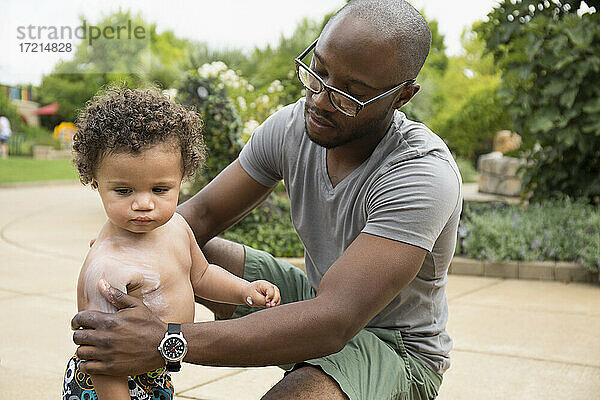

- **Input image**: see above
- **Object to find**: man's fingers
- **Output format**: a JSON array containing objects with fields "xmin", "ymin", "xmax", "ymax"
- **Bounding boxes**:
[
  {"xmin": 78, "ymin": 360, "xmax": 107, "ymax": 375},
  {"xmin": 73, "ymin": 329, "xmax": 97, "ymax": 345},
  {"xmin": 98, "ymin": 279, "xmax": 141, "ymax": 310},
  {"xmin": 71, "ymin": 310, "xmax": 102, "ymax": 330},
  {"xmin": 75, "ymin": 344, "xmax": 99, "ymax": 360}
]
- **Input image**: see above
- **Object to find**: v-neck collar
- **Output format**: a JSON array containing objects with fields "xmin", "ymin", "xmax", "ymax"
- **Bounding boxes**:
[
  {"xmin": 319, "ymin": 122, "xmax": 397, "ymax": 193},
  {"xmin": 320, "ymin": 145, "xmax": 369, "ymax": 192}
]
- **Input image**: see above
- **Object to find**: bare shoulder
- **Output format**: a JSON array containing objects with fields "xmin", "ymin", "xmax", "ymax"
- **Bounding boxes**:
[
  {"xmin": 171, "ymin": 212, "xmax": 193, "ymax": 232},
  {"xmin": 76, "ymin": 242, "xmax": 127, "ymax": 312},
  {"xmin": 169, "ymin": 212, "xmax": 197, "ymax": 244}
]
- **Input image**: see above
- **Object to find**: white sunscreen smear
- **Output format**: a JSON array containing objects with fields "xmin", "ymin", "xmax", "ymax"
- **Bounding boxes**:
[{"xmin": 83, "ymin": 240, "xmax": 166, "ymax": 313}]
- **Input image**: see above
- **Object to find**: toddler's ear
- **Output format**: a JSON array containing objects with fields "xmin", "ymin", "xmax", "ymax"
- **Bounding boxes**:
[{"xmin": 91, "ymin": 179, "xmax": 98, "ymax": 189}]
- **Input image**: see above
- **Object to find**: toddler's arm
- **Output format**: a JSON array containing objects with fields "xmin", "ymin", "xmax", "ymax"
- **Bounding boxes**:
[
  {"xmin": 187, "ymin": 229, "xmax": 280, "ymax": 308},
  {"xmin": 77, "ymin": 261, "xmax": 141, "ymax": 400}
]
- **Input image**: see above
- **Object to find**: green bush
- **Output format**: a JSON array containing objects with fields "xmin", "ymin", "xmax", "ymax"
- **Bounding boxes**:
[
  {"xmin": 18, "ymin": 126, "xmax": 62, "ymax": 155},
  {"xmin": 222, "ymin": 193, "xmax": 304, "ymax": 257},
  {"xmin": 455, "ymin": 156, "xmax": 478, "ymax": 183},
  {"xmin": 478, "ymin": 1, "xmax": 600, "ymax": 203},
  {"xmin": 457, "ymin": 199, "xmax": 600, "ymax": 272},
  {"xmin": 176, "ymin": 71, "xmax": 243, "ymax": 189},
  {"xmin": 22, "ymin": 125, "xmax": 51, "ymax": 141},
  {"xmin": 438, "ymin": 86, "xmax": 512, "ymax": 163}
]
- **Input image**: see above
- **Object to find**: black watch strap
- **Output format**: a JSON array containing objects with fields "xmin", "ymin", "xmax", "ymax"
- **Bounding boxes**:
[
  {"xmin": 168, "ymin": 323, "xmax": 181, "ymax": 334},
  {"xmin": 165, "ymin": 323, "xmax": 183, "ymax": 372},
  {"xmin": 166, "ymin": 361, "xmax": 181, "ymax": 372}
]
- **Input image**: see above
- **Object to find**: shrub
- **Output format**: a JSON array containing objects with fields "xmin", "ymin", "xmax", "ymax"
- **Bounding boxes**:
[
  {"xmin": 176, "ymin": 70, "xmax": 243, "ymax": 189},
  {"xmin": 438, "ymin": 86, "xmax": 512, "ymax": 163},
  {"xmin": 14, "ymin": 126, "xmax": 62, "ymax": 155},
  {"xmin": 477, "ymin": 1, "xmax": 600, "ymax": 203},
  {"xmin": 457, "ymin": 199, "xmax": 600, "ymax": 272},
  {"xmin": 222, "ymin": 193, "xmax": 304, "ymax": 257},
  {"xmin": 455, "ymin": 156, "xmax": 478, "ymax": 183}
]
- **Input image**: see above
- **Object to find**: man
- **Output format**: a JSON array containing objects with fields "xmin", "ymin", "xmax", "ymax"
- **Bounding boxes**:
[{"xmin": 71, "ymin": 1, "xmax": 462, "ymax": 399}]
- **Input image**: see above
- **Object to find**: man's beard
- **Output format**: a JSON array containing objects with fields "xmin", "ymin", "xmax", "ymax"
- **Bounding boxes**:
[{"xmin": 303, "ymin": 104, "xmax": 375, "ymax": 149}]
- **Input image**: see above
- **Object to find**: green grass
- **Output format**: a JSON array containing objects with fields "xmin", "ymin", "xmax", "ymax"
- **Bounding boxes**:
[{"xmin": 0, "ymin": 157, "xmax": 79, "ymax": 183}]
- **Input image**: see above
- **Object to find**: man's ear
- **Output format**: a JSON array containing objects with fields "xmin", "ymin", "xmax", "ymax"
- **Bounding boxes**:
[{"xmin": 393, "ymin": 84, "xmax": 420, "ymax": 109}]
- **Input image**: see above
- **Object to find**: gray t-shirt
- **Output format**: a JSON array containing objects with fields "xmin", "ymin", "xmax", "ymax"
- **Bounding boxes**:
[{"xmin": 239, "ymin": 98, "xmax": 462, "ymax": 374}]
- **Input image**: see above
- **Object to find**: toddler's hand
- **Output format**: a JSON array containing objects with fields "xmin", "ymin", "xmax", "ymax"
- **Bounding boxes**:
[{"xmin": 244, "ymin": 280, "xmax": 281, "ymax": 308}]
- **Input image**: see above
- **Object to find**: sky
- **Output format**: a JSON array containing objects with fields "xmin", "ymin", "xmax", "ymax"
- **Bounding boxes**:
[{"xmin": 1, "ymin": 0, "xmax": 501, "ymax": 86}]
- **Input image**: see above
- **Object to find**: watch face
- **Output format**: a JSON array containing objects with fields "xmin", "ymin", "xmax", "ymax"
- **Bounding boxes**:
[{"xmin": 162, "ymin": 337, "xmax": 186, "ymax": 361}]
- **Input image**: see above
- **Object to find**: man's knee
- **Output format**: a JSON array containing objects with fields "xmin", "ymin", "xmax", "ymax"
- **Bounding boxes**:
[{"xmin": 262, "ymin": 365, "xmax": 348, "ymax": 400}]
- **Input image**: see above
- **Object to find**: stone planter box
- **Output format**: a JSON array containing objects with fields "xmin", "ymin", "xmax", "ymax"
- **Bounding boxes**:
[
  {"xmin": 32, "ymin": 145, "xmax": 72, "ymax": 160},
  {"xmin": 280, "ymin": 255, "xmax": 599, "ymax": 283},
  {"xmin": 449, "ymin": 256, "xmax": 599, "ymax": 283},
  {"xmin": 477, "ymin": 152, "xmax": 525, "ymax": 197}
]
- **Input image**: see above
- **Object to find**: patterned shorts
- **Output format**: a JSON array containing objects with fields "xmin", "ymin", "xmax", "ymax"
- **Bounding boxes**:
[{"xmin": 62, "ymin": 354, "xmax": 174, "ymax": 400}]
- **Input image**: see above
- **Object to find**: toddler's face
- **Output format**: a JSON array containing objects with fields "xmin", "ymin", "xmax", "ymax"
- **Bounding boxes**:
[{"xmin": 93, "ymin": 144, "xmax": 183, "ymax": 234}]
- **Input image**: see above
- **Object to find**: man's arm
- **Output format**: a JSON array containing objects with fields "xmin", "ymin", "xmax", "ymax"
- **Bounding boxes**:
[
  {"xmin": 181, "ymin": 232, "xmax": 425, "ymax": 366},
  {"xmin": 71, "ymin": 233, "xmax": 425, "ymax": 374},
  {"xmin": 177, "ymin": 159, "xmax": 274, "ymax": 247}
]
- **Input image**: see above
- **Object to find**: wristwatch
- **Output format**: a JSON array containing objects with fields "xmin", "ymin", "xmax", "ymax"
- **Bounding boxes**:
[{"xmin": 158, "ymin": 323, "xmax": 188, "ymax": 372}]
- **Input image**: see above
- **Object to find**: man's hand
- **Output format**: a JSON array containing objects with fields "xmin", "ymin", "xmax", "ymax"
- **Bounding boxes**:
[
  {"xmin": 71, "ymin": 279, "xmax": 166, "ymax": 376},
  {"xmin": 243, "ymin": 280, "xmax": 281, "ymax": 308}
]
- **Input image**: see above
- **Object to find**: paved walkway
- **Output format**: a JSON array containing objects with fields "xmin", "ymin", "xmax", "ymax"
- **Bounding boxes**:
[{"xmin": 0, "ymin": 183, "xmax": 598, "ymax": 399}]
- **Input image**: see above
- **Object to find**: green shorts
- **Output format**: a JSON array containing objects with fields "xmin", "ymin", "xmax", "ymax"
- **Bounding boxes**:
[{"xmin": 227, "ymin": 246, "xmax": 443, "ymax": 400}]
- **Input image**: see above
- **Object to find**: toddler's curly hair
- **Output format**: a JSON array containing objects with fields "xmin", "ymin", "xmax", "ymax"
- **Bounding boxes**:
[{"xmin": 73, "ymin": 86, "xmax": 206, "ymax": 185}]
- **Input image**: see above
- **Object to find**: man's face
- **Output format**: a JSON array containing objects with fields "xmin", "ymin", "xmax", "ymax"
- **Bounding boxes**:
[{"xmin": 303, "ymin": 17, "xmax": 410, "ymax": 149}]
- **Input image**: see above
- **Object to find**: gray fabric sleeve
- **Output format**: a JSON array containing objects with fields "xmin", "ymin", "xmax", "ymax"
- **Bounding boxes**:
[
  {"xmin": 362, "ymin": 154, "xmax": 461, "ymax": 252},
  {"xmin": 238, "ymin": 107, "xmax": 291, "ymax": 187}
]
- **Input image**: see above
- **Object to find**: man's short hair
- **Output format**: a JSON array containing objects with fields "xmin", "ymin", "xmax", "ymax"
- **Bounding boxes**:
[{"xmin": 329, "ymin": 0, "xmax": 432, "ymax": 80}]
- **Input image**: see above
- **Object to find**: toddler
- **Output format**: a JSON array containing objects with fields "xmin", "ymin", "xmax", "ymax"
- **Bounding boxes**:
[{"xmin": 62, "ymin": 87, "xmax": 280, "ymax": 400}]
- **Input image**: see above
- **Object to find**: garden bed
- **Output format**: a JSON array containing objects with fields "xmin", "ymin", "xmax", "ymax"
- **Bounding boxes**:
[
  {"xmin": 456, "ymin": 199, "xmax": 599, "ymax": 274},
  {"xmin": 183, "ymin": 186, "xmax": 599, "ymax": 280}
]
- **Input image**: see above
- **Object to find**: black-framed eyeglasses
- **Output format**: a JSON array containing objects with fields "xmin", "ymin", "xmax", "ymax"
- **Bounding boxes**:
[{"xmin": 294, "ymin": 39, "xmax": 416, "ymax": 117}]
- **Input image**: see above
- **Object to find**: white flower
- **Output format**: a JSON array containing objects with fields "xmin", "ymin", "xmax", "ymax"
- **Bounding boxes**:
[
  {"xmin": 237, "ymin": 96, "xmax": 247, "ymax": 111},
  {"xmin": 267, "ymin": 79, "xmax": 283, "ymax": 93},
  {"xmin": 162, "ymin": 88, "xmax": 177, "ymax": 100},
  {"xmin": 198, "ymin": 61, "xmax": 228, "ymax": 78},
  {"xmin": 243, "ymin": 119, "xmax": 259, "ymax": 133},
  {"xmin": 242, "ymin": 119, "xmax": 260, "ymax": 142}
]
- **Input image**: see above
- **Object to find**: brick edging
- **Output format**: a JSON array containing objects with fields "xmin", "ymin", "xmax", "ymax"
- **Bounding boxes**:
[
  {"xmin": 449, "ymin": 256, "xmax": 599, "ymax": 283},
  {"xmin": 281, "ymin": 256, "xmax": 599, "ymax": 284}
]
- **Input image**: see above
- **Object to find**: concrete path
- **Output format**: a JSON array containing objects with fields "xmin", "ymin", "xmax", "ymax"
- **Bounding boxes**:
[{"xmin": 1, "ymin": 183, "xmax": 598, "ymax": 399}]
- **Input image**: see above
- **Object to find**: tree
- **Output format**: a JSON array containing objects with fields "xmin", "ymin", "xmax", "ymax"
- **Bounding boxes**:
[
  {"xmin": 37, "ymin": 11, "xmax": 189, "ymax": 124},
  {"xmin": 477, "ymin": 1, "xmax": 600, "ymax": 203},
  {"xmin": 428, "ymin": 22, "xmax": 511, "ymax": 162},
  {"xmin": 176, "ymin": 70, "xmax": 243, "ymax": 188},
  {"xmin": 402, "ymin": 17, "xmax": 449, "ymax": 123}
]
